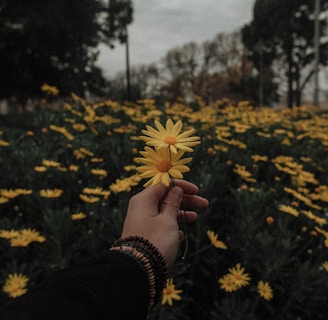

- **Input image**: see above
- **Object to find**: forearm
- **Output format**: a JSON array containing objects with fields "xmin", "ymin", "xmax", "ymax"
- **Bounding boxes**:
[{"xmin": 1, "ymin": 250, "xmax": 151, "ymax": 320}]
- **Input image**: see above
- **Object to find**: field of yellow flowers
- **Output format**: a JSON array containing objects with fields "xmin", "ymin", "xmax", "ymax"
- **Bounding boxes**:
[{"xmin": 0, "ymin": 91, "xmax": 328, "ymax": 319}]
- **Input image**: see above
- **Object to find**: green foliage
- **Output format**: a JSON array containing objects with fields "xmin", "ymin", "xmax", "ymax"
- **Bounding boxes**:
[
  {"xmin": 242, "ymin": 0, "xmax": 328, "ymax": 107},
  {"xmin": 0, "ymin": 0, "xmax": 133, "ymax": 101},
  {"xmin": 0, "ymin": 95, "xmax": 328, "ymax": 319}
]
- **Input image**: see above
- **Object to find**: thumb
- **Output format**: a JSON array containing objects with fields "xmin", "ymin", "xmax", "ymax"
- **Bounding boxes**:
[{"xmin": 160, "ymin": 186, "xmax": 183, "ymax": 218}]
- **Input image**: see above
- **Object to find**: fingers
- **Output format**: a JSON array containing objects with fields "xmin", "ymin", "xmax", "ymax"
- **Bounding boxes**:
[
  {"xmin": 182, "ymin": 194, "xmax": 209, "ymax": 209},
  {"xmin": 160, "ymin": 186, "xmax": 183, "ymax": 219},
  {"xmin": 130, "ymin": 182, "xmax": 168, "ymax": 217},
  {"xmin": 129, "ymin": 180, "xmax": 208, "ymax": 219},
  {"xmin": 171, "ymin": 180, "xmax": 209, "ymax": 208},
  {"xmin": 177, "ymin": 210, "xmax": 198, "ymax": 223},
  {"xmin": 172, "ymin": 179, "xmax": 199, "ymax": 195}
]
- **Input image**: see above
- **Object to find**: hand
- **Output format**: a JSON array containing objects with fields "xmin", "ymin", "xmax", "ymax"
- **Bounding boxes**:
[{"xmin": 121, "ymin": 180, "xmax": 209, "ymax": 268}]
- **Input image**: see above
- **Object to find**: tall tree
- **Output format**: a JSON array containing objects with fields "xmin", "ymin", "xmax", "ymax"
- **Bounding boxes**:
[
  {"xmin": 0, "ymin": 0, "xmax": 133, "ymax": 104},
  {"xmin": 242, "ymin": 0, "xmax": 328, "ymax": 107}
]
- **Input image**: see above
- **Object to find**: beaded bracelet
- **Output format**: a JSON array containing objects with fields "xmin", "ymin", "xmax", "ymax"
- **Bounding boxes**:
[{"xmin": 109, "ymin": 236, "xmax": 168, "ymax": 310}]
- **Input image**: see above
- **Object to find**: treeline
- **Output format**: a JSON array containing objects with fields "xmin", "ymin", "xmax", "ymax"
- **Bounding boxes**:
[
  {"xmin": 110, "ymin": 0, "xmax": 328, "ymax": 107},
  {"xmin": 1, "ymin": 0, "xmax": 328, "ymax": 108},
  {"xmin": 109, "ymin": 31, "xmax": 261, "ymax": 105},
  {"xmin": 0, "ymin": 0, "xmax": 133, "ymax": 106}
]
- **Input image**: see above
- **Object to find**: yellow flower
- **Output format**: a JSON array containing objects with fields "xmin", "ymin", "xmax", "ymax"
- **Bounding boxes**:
[
  {"xmin": 9, "ymin": 229, "xmax": 45, "ymax": 247},
  {"xmin": 207, "ymin": 230, "xmax": 227, "ymax": 249},
  {"xmin": 136, "ymin": 147, "xmax": 192, "ymax": 187},
  {"xmin": 257, "ymin": 281, "xmax": 273, "ymax": 301},
  {"xmin": 124, "ymin": 165, "xmax": 137, "ymax": 171},
  {"xmin": 322, "ymin": 261, "xmax": 328, "ymax": 272},
  {"xmin": 83, "ymin": 187, "xmax": 111, "ymax": 199},
  {"xmin": 91, "ymin": 157, "xmax": 104, "ymax": 163},
  {"xmin": 42, "ymin": 159, "xmax": 61, "ymax": 167},
  {"xmin": 72, "ymin": 123, "xmax": 87, "ymax": 132},
  {"xmin": 283, "ymin": 187, "xmax": 322, "ymax": 210},
  {"xmin": 19, "ymin": 228, "xmax": 45, "ymax": 243},
  {"xmin": 251, "ymin": 154, "xmax": 268, "ymax": 162},
  {"xmin": 49, "ymin": 125, "xmax": 74, "ymax": 140},
  {"xmin": 109, "ymin": 178, "xmax": 134, "ymax": 193},
  {"xmin": 79, "ymin": 147, "xmax": 94, "ymax": 157},
  {"xmin": 139, "ymin": 119, "xmax": 200, "ymax": 154},
  {"xmin": 161, "ymin": 278, "xmax": 183, "ymax": 306},
  {"xmin": 79, "ymin": 194, "xmax": 101, "ymax": 203},
  {"xmin": 302, "ymin": 210, "xmax": 327, "ymax": 226},
  {"xmin": 10, "ymin": 237, "xmax": 30, "ymax": 247},
  {"xmin": 2, "ymin": 273, "xmax": 29, "ymax": 298},
  {"xmin": 15, "ymin": 189, "xmax": 32, "ymax": 196},
  {"xmin": 34, "ymin": 166, "xmax": 47, "ymax": 172},
  {"xmin": 0, "ymin": 229, "xmax": 20, "ymax": 239},
  {"xmin": 0, "ymin": 189, "xmax": 20, "ymax": 199},
  {"xmin": 0, "ymin": 196, "xmax": 10, "ymax": 204},
  {"xmin": 39, "ymin": 189, "xmax": 63, "ymax": 198},
  {"xmin": 71, "ymin": 212, "xmax": 87, "ymax": 220},
  {"xmin": 0, "ymin": 139, "xmax": 10, "ymax": 147},
  {"xmin": 279, "ymin": 204, "xmax": 299, "ymax": 217},
  {"xmin": 227, "ymin": 263, "xmax": 251, "ymax": 288},
  {"xmin": 90, "ymin": 169, "xmax": 108, "ymax": 177},
  {"xmin": 218, "ymin": 274, "xmax": 239, "ymax": 292},
  {"xmin": 41, "ymin": 83, "xmax": 59, "ymax": 95},
  {"xmin": 69, "ymin": 164, "xmax": 79, "ymax": 172},
  {"xmin": 233, "ymin": 164, "xmax": 256, "ymax": 183}
]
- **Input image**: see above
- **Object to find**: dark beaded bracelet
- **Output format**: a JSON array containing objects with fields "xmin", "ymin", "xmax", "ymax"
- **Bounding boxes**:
[{"xmin": 109, "ymin": 236, "xmax": 168, "ymax": 310}]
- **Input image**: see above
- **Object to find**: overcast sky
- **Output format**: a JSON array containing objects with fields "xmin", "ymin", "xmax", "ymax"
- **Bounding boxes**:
[{"xmin": 96, "ymin": 0, "xmax": 255, "ymax": 78}]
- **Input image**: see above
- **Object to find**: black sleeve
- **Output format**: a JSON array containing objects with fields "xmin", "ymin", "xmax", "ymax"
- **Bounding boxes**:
[{"xmin": 0, "ymin": 250, "xmax": 150, "ymax": 320}]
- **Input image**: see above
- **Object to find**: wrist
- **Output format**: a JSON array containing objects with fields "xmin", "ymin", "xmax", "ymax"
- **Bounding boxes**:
[{"xmin": 109, "ymin": 236, "xmax": 168, "ymax": 310}]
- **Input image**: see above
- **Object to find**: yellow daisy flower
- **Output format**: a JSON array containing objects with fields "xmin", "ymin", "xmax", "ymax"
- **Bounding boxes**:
[
  {"xmin": 49, "ymin": 125, "xmax": 74, "ymax": 141},
  {"xmin": 233, "ymin": 164, "xmax": 256, "ymax": 183},
  {"xmin": 71, "ymin": 212, "xmax": 87, "ymax": 220},
  {"xmin": 227, "ymin": 263, "xmax": 251, "ymax": 288},
  {"xmin": 69, "ymin": 164, "xmax": 79, "ymax": 172},
  {"xmin": 109, "ymin": 178, "xmax": 135, "ymax": 193},
  {"xmin": 0, "ymin": 196, "xmax": 10, "ymax": 204},
  {"xmin": 2, "ymin": 273, "xmax": 29, "ymax": 298},
  {"xmin": 0, "ymin": 189, "xmax": 20, "ymax": 199},
  {"xmin": 90, "ymin": 169, "xmax": 107, "ymax": 177},
  {"xmin": 83, "ymin": 187, "xmax": 111, "ymax": 199},
  {"xmin": 39, "ymin": 189, "xmax": 63, "ymax": 198},
  {"xmin": 257, "ymin": 281, "xmax": 274, "ymax": 301},
  {"xmin": 4, "ymin": 228, "xmax": 45, "ymax": 247},
  {"xmin": 79, "ymin": 147, "xmax": 94, "ymax": 157},
  {"xmin": 0, "ymin": 139, "xmax": 10, "ymax": 147},
  {"xmin": 207, "ymin": 230, "xmax": 227, "ymax": 249},
  {"xmin": 79, "ymin": 194, "xmax": 101, "ymax": 203},
  {"xmin": 0, "ymin": 229, "xmax": 20, "ymax": 239},
  {"xmin": 34, "ymin": 166, "xmax": 47, "ymax": 172},
  {"xmin": 161, "ymin": 278, "xmax": 183, "ymax": 306},
  {"xmin": 136, "ymin": 146, "xmax": 192, "ymax": 187},
  {"xmin": 279, "ymin": 204, "xmax": 299, "ymax": 217},
  {"xmin": 322, "ymin": 261, "xmax": 328, "ymax": 272},
  {"xmin": 41, "ymin": 83, "xmax": 59, "ymax": 96},
  {"xmin": 218, "ymin": 274, "xmax": 239, "ymax": 292},
  {"xmin": 19, "ymin": 228, "xmax": 46, "ymax": 244},
  {"xmin": 139, "ymin": 119, "xmax": 200, "ymax": 154},
  {"xmin": 42, "ymin": 159, "xmax": 61, "ymax": 167},
  {"xmin": 15, "ymin": 189, "xmax": 32, "ymax": 196}
]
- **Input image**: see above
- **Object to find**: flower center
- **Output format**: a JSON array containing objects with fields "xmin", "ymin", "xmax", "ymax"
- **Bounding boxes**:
[
  {"xmin": 165, "ymin": 287, "xmax": 173, "ymax": 294},
  {"xmin": 157, "ymin": 160, "xmax": 171, "ymax": 172},
  {"xmin": 164, "ymin": 136, "xmax": 178, "ymax": 145}
]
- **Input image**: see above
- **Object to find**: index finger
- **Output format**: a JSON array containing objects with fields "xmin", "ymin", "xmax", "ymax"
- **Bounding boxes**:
[{"xmin": 171, "ymin": 179, "xmax": 199, "ymax": 195}]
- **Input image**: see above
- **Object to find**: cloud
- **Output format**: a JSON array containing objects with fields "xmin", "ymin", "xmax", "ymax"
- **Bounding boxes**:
[{"xmin": 97, "ymin": 0, "xmax": 255, "ymax": 77}]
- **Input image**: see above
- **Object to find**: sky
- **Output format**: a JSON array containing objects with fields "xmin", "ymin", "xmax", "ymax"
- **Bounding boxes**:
[{"xmin": 96, "ymin": 0, "xmax": 256, "ymax": 79}]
